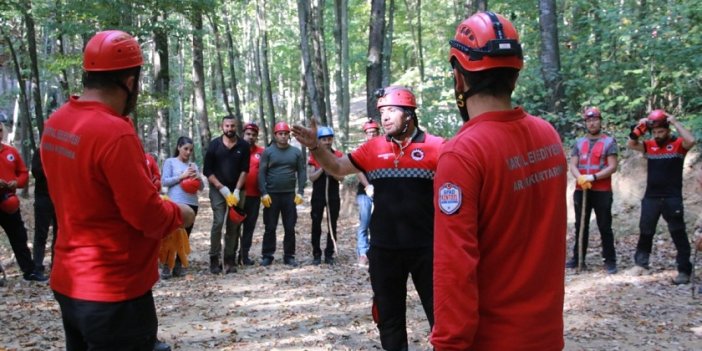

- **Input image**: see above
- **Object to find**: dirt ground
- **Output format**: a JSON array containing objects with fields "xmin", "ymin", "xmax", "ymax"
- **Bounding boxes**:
[{"xmin": 2, "ymin": 149, "xmax": 702, "ymax": 350}]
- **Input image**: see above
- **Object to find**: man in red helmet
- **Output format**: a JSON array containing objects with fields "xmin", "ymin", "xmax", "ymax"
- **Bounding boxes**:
[
  {"xmin": 0, "ymin": 124, "xmax": 47, "ymax": 282},
  {"xmin": 41, "ymin": 30, "xmax": 194, "ymax": 351},
  {"xmin": 203, "ymin": 115, "xmax": 250, "ymax": 274},
  {"xmin": 292, "ymin": 86, "xmax": 443, "ymax": 350},
  {"xmin": 433, "ymin": 12, "xmax": 567, "ymax": 350},
  {"xmin": 238, "ymin": 122, "xmax": 264, "ymax": 265},
  {"xmin": 355, "ymin": 119, "xmax": 380, "ymax": 267},
  {"xmin": 627, "ymin": 109, "xmax": 696, "ymax": 284},
  {"xmin": 258, "ymin": 121, "xmax": 306, "ymax": 267},
  {"xmin": 566, "ymin": 107, "xmax": 619, "ymax": 274}
]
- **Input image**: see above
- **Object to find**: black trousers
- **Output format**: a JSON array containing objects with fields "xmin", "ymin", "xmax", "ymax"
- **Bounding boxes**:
[
  {"xmin": 261, "ymin": 192, "xmax": 297, "ymax": 259},
  {"xmin": 310, "ymin": 197, "xmax": 340, "ymax": 259},
  {"xmin": 240, "ymin": 195, "xmax": 261, "ymax": 258},
  {"xmin": 571, "ymin": 190, "xmax": 617, "ymax": 264},
  {"xmin": 368, "ymin": 246, "xmax": 434, "ymax": 351},
  {"xmin": 635, "ymin": 196, "xmax": 691, "ymax": 273},
  {"xmin": 54, "ymin": 290, "xmax": 157, "ymax": 351},
  {"xmin": 33, "ymin": 194, "xmax": 57, "ymax": 271},
  {"xmin": 0, "ymin": 209, "xmax": 35, "ymax": 274}
]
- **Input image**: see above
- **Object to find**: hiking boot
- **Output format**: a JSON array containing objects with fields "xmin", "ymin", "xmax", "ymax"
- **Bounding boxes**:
[
  {"xmin": 240, "ymin": 255, "xmax": 255, "ymax": 266},
  {"xmin": 23, "ymin": 271, "xmax": 48, "ymax": 282},
  {"xmin": 209, "ymin": 256, "xmax": 222, "ymax": 274},
  {"xmin": 604, "ymin": 262, "xmax": 618, "ymax": 275},
  {"xmin": 260, "ymin": 257, "xmax": 273, "ymax": 266},
  {"xmin": 312, "ymin": 257, "xmax": 321, "ymax": 265},
  {"xmin": 160, "ymin": 265, "xmax": 172, "ymax": 280},
  {"xmin": 672, "ymin": 272, "xmax": 690, "ymax": 285},
  {"xmin": 565, "ymin": 258, "xmax": 586, "ymax": 270},
  {"xmin": 224, "ymin": 264, "xmax": 237, "ymax": 274},
  {"xmin": 283, "ymin": 257, "xmax": 299, "ymax": 267},
  {"xmin": 153, "ymin": 339, "xmax": 171, "ymax": 351},
  {"xmin": 324, "ymin": 256, "xmax": 335, "ymax": 265},
  {"xmin": 358, "ymin": 255, "xmax": 369, "ymax": 267}
]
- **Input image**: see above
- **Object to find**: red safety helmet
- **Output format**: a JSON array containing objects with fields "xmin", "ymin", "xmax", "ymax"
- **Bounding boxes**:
[
  {"xmin": 376, "ymin": 86, "xmax": 417, "ymax": 109},
  {"xmin": 274, "ymin": 121, "xmax": 290, "ymax": 133},
  {"xmin": 449, "ymin": 11, "xmax": 523, "ymax": 72},
  {"xmin": 180, "ymin": 178, "xmax": 201, "ymax": 194},
  {"xmin": 0, "ymin": 193, "xmax": 19, "ymax": 214},
  {"xmin": 647, "ymin": 109, "xmax": 669, "ymax": 128},
  {"xmin": 583, "ymin": 107, "xmax": 601, "ymax": 120},
  {"xmin": 83, "ymin": 30, "xmax": 143, "ymax": 72},
  {"xmin": 228, "ymin": 206, "xmax": 247, "ymax": 224},
  {"xmin": 362, "ymin": 120, "xmax": 380, "ymax": 132},
  {"xmin": 244, "ymin": 122, "xmax": 259, "ymax": 133}
]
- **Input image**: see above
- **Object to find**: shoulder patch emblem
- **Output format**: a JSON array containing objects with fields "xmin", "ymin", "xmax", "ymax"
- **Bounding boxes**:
[
  {"xmin": 255, "ymin": 153, "xmax": 261, "ymax": 159},
  {"xmin": 6, "ymin": 154, "xmax": 14, "ymax": 162},
  {"xmin": 666, "ymin": 144, "xmax": 674, "ymax": 151},
  {"xmin": 438, "ymin": 182, "xmax": 462, "ymax": 215},
  {"xmin": 410, "ymin": 148, "xmax": 424, "ymax": 161}
]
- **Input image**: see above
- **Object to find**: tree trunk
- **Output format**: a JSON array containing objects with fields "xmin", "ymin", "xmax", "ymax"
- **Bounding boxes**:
[
  {"xmin": 382, "ymin": 0, "xmax": 394, "ymax": 87},
  {"xmin": 465, "ymin": 0, "xmax": 487, "ymax": 17},
  {"xmin": 152, "ymin": 12, "xmax": 170, "ymax": 161},
  {"xmin": 296, "ymin": 0, "xmax": 323, "ymax": 125},
  {"xmin": 310, "ymin": 0, "xmax": 328, "ymax": 125},
  {"xmin": 257, "ymin": 0, "xmax": 276, "ymax": 132},
  {"xmin": 222, "ymin": 6, "xmax": 244, "ymax": 127},
  {"xmin": 55, "ymin": 0, "xmax": 70, "ymax": 99},
  {"xmin": 333, "ymin": 0, "xmax": 350, "ymax": 150},
  {"xmin": 208, "ymin": 12, "xmax": 233, "ymax": 118},
  {"xmin": 191, "ymin": 9, "xmax": 212, "ymax": 156},
  {"xmin": 417, "ymin": 0, "xmax": 424, "ymax": 83},
  {"xmin": 254, "ymin": 36, "xmax": 268, "ymax": 143},
  {"xmin": 366, "ymin": 0, "xmax": 386, "ymax": 120},
  {"xmin": 23, "ymin": 1, "xmax": 43, "ymax": 140},
  {"xmin": 538, "ymin": 0, "xmax": 564, "ymax": 116},
  {"xmin": 2, "ymin": 28, "xmax": 35, "ymax": 155}
]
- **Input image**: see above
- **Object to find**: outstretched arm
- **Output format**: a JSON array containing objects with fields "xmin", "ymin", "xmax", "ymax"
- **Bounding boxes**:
[{"xmin": 292, "ymin": 119, "xmax": 359, "ymax": 176}]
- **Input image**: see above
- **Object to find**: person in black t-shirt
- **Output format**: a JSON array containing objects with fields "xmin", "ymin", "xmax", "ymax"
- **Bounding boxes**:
[{"xmin": 627, "ymin": 109, "xmax": 696, "ymax": 284}]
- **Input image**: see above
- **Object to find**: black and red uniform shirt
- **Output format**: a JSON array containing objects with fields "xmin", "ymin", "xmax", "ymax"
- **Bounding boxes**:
[
  {"xmin": 348, "ymin": 130, "xmax": 444, "ymax": 249},
  {"xmin": 643, "ymin": 136, "xmax": 688, "ymax": 198}
]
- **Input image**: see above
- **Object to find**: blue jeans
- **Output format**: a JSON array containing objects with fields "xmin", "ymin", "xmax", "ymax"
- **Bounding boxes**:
[{"xmin": 356, "ymin": 194, "xmax": 372, "ymax": 257}]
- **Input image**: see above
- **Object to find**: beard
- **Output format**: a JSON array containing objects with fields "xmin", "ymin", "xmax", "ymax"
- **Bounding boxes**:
[
  {"xmin": 587, "ymin": 128, "xmax": 601, "ymax": 136},
  {"xmin": 123, "ymin": 92, "xmax": 138, "ymax": 116},
  {"xmin": 654, "ymin": 137, "xmax": 668, "ymax": 147},
  {"xmin": 224, "ymin": 130, "xmax": 236, "ymax": 138}
]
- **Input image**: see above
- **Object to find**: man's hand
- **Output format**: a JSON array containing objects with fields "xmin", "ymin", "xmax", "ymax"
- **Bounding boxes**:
[
  {"xmin": 159, "ymin": 228, "xmax": 191, "ymax": 270},
  {"xmin": 219, "ymin": 186, "xmax": 238, "ymax": 207},
  {"xmin": 261, "ymin": 194, "xmax": 272, "ymax": 208},
  {"xmin": 291, "ymin": 119, "xmax": 319, "ymax": 150},
  {"xmin": 294, "ymin": 194, "xmax": 303, "ymax": 205},
  {"xmin": 365, "ymin": 184, "xmax": 375, "ymax": 199},
  {"xmin": 6, "ymin": 180, "xmax": 17, "ymax": 191},
  {"xmin": 577, "ymin": 175, "xmax": 593, "ymax": 190}
]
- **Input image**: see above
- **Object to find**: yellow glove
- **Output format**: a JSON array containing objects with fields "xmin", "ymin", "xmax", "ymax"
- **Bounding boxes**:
[
  {"xmin": 219, "ymin": 186, "xmax": 238, "ymax": 207},
  {"xmin": 159, "ymin": 228, "xmax": 191, "ymax": 270},
  {"xmin": 294, "ymin": 194, "xmax": 303, "ymax": 205},
  {"xmin": 576, "ymin": 175, "xmax": 593, "ymax": 190},
  {"xmin": 161, "ymin": 194, "xmax": 169, "ymax": 201},
  {"xmin": 261, "ymin": 194, "xmax": 272, "ymax": 208}
]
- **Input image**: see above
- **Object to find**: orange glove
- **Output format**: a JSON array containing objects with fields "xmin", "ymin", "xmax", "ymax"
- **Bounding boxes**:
[
  {"xmin": 577, "ymin": 175, "xmax": 593, "ymax": 190},
  {"xmin": 159, "ymin": 228, "xmax": 191, "ymax": 270},
  {"xmin": 294, "ymin": 194, "xmax": 303, "ymax": 205},
  {"xmin": 629, "ymin": 122, "xmax": 648, "ymax": 139},
  {"xmin": 261, "ymin": 194, "xmax": 272, "ymax": 208}
]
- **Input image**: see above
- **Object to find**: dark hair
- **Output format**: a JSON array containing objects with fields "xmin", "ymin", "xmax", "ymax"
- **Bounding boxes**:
[
  {"xmin": 82, "ymin": 67, "xmax": 141, "ymax": 90},
  {"xmin": 462, "ymin": 67, "xmax": 519, "ymax": 98},
  {"xmin": 222, "ymin": 115, "xmax": 236, "ymax": 123},
  {"xmin": 173, "ymin": 136, "xmax": 194, "ymax": 157}
]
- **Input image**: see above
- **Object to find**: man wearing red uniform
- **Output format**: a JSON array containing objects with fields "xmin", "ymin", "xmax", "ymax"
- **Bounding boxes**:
[
  {"xmin": 627, "ymin": 109, "xmax": 696, "ymax": 284},
  {"xmin": 293, "ymin": 86, "xmax": 443, "ymax": 350},
  {"xmin": 0, "ymin": 128, "xmax": 47, "ymax": 282},
  {"xmin": 432, "ymin": 12, "xmax": 567, "ymax": 351},
  {"xmin": 145, "ymin": 152, "xmax": 162, "ymax": 191},
  {"xmin": 239, "ymin": 122, "xmax": 264, "ymax": 265},
  {"xmin": 41, "ymin": 30, "xmax": 194, "ymax": 351},
  {"xmin": 566, "ymin": 107, "xmax": 619, "ymax": 274}
]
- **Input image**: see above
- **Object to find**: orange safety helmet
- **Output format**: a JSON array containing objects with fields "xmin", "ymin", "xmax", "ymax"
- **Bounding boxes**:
[
  {"xmin": 244, "ymin": 122, "xmax": 259, "ymax": 133},
  {"xmin": 0, "ymin": 193, "xmax": 20, "ymax": 214},
  {"xmin": 362, "ymin": 120, "xmax": 380, "ymax": 132},
  {"xmin": 83, "ymin": 30, "xmax": 143, "ymax": 72},
  {"xmin": 449, "ymin": 11, "xmax": 523, "ymax": 72},
  {"xmin": 647, "ymin": 109, "xmax": 669, "ymax": 128},
  {"xmin": 375, "ymin": 86, "xmax": 417, "ymax": 109},
  {"xmin": 274, "ymin": 121, "xmax": 290, "ymax": 133},
  {"xmin": 228, "ymin": 206, "xmax": 247, "ymax": 224},
  {"xmin": 583, "ymin": 107, "xmax": 601, "ymax": 120},
  {"xmin": 180, "ymin": 178, "xmax": 201, "ymax": 194}
]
